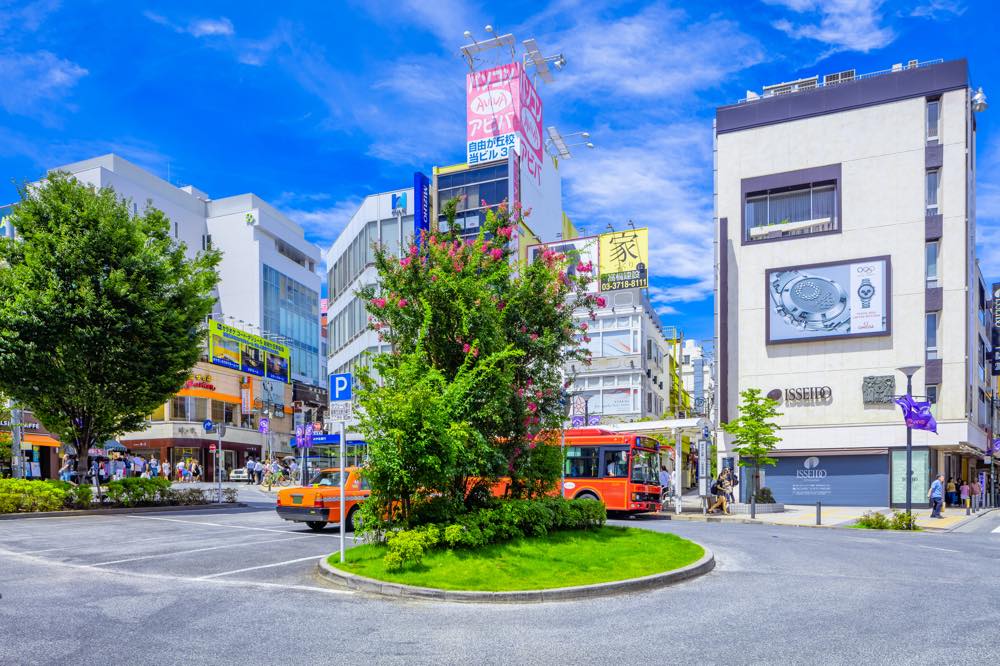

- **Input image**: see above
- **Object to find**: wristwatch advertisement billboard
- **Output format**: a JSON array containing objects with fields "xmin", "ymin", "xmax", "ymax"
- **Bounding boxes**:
[{"xmin": 766, "ymin": 256, "xmax": 890, "ymax": 344}]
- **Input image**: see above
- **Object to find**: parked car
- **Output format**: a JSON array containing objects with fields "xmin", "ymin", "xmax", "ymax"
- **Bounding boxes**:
[{"xmin": 229, "ymin": 468, "xmax": 249, "ymax": 482}]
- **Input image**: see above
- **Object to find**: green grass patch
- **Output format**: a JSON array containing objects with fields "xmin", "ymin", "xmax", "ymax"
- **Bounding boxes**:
[{"xmin": 329, "ymin": 526, "xmax": 704, "ymax": 591}]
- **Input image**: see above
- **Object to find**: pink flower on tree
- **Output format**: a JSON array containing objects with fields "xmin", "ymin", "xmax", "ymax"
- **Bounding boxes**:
[
  {"xmin": 430, "ymin": 274, "xmax": 438, "ymax": 281},
  {"xmin": 490, "ymin": 248, "xmax": 504, "ymax": 260},
  {"xmin": 397, "ymin": 298, "xmax": 408, "ymax": 307},
  {"xmin": 528, "ymin": 442, "xmax": 536, "ymax": 449},
  {"xmin": 497, "ymin": 226, "xmax": 513, "ymax": 239},
  {"xmin": 462, "ymin": 343, "xmax": 471, "ymax": 353},
  {"xmin": 371, "ymin": 297, "xmax": 387, "ymax": 308},
  {"xmin": 530, "ymin": 333, "xmax": 539, "ymax": 341},
  {"xmin": 409, "ymin": 245, "xmax": 418, "ymax": 256},
  {"xmin": 595, "ymin": 296, "xmax": 607, "ymax": 307},
  {"xmin": 580, "ymin": 322, "xmax": 588, "ymax": 330},
  {"xmin": 399, "ymin": 256, "xmax": 411, "ymax": 267}
]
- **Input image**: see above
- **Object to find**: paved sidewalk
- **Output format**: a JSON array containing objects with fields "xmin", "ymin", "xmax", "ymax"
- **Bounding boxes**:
[{"xmin": 659, "ymin": 504, "xmax": 996, "ymax": 532}]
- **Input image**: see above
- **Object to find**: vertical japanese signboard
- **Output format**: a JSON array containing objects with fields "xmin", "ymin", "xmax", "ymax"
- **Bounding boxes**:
[
  {"xmin": 992, "ymin": 283, "xmax": 1000, "ymax": 375},
  {"xmin": 413, "ymin": 172, "xmax": 430, "ymax": 246},
  {"xmin": 466, "ymin": 62, "xmax": 543, "ymax": 187},
  {"xmin": 598, "ymin": 228, "xmax": 649, "ymax": 291}
]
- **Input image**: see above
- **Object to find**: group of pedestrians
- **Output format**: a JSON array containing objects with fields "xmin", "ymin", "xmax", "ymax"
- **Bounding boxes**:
[
  {"xmin": 243, "ymin": 457, "xmax": 298, "ymax": 485},
  {"xmin": 943, "ymin": 477, "xmax": 981, "ymax": 508},
  {"xmin": 174, "ymin": 459, "xmax": 204, "ymax": 483}
]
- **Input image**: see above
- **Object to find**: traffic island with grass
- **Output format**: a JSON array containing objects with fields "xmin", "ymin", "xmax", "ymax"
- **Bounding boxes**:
[{"xmin": 323, "ymin": 525, "xmax": 710, "ymax": 599}]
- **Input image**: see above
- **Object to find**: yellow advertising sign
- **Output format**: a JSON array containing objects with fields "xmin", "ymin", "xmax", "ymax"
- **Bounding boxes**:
[
  {"xmin": 599, "ymin": 228, "xmax": 648, "ymax": 291},
  {"xmin": 208, "ymin": 320, "xmax": 291, "ymax": 383}
]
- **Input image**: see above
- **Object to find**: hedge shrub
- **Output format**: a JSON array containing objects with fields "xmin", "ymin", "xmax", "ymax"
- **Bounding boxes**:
[
  {"xmin": 383, "ymin": 497, "xmax": 606, "ymax": 571},
  {"xmin": 0, "ymin": 479, "xmax": 67, "ymax": 513},
  {"xmin": 106, "ymin": 477, "xmax": 172, "ymax": 507}
]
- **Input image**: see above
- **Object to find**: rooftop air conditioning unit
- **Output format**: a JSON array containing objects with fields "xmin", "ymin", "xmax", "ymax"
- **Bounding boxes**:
[
  {"xmin": 908, "ymin": 59, "xmax": 918, "ymax": 69},
  {"xmin": 823, "ymin": 69, "xmax": 855, "ymax": 85}
]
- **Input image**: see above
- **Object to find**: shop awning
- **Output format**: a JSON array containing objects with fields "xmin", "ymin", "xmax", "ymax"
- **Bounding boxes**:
[{"xmin": 24, "ymin": 433, "xmax": 60, "ymax": 447}]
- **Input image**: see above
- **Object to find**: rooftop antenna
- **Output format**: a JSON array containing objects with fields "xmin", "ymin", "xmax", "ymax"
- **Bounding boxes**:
[
  {"xmin": 627, "ymin": 219, "xmax": 636, "ymax": 231},
  {"xmin": 545, "ymin": 127, "xmax": 594, "ymax": 159},
  {"xmin": 522, "ymin": 37, "xmax": 565, "ymax": 84},
  {"xmin": 460, "ymin": 27, "xmax": 516, "ymax": 71},
  {"xmin": 606, "ymin": 223, "xmax": 615, "ymax": 233}
]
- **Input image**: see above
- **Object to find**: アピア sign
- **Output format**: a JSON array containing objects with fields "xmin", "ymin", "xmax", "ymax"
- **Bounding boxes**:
[{"xmin": 598, "ymin": 228, "xmax": 648, "ymax": 291}]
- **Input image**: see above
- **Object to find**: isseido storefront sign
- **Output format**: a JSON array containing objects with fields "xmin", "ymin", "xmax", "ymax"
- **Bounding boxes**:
[{"xmin": 767, "ymin": 386, "xmax": 832, "ymax": 403}]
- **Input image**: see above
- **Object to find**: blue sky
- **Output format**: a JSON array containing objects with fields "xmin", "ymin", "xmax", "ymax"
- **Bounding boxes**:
[{"xmin": 0, "ymin": 0, "xmax": 994, "ymax": 346}]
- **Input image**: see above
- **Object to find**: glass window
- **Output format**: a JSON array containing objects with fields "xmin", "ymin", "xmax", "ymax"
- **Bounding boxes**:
[
  {"xmin": 603, "ymin": 449, "xmax": 628, "ymax": 478},
  {"xmin": 564, "ymin": 446, "xmax": 599, "ymax": 479},
  {"xmin": 926, "ymin": 313, "xmax": 939, "ymax": 359},
  {"xmin": 149, "ymin": 404, "xmax": 166, "ymax": 421},
  {"xmin": 170, "ymin": 396, "xmax": 187, "ymax": 421},
  {"xmin": 927, "ymin": 100, "xmax": 940, "ymax": 140},
  {"xmin": 744, "ymin": 181, "xmax": 838, "ymax": 240},
  {"xmin": 926, "ymin": 241, "xmax": 939, "ymax": 285},
  {"xmin": 381, "ymin": 218, "xmax": 399, "ymax": 256},
  {"xmin": 602, "ymin": 330, "xmax": 633, "ymax": 357},
  {"xmin": 926, "ymin": 170, "xmax": 940, "ymax": 214},
  {"xmin": 630, "ymin": 450, "xmax": 659, "ymax": 485}
]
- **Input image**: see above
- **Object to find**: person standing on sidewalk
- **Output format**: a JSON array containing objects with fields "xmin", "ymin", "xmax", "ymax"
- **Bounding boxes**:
[
  {"xmin": 960, "ymin": 479, "xmax": 970, "ymax": 508},
  {"xmin": 708, "ymin": 469, "xmax": 733, "ymax": 515},
  {"xmin": 928, "ymin": 474, "xmax": 944, "ymax": 518},
  {"xmin": 946, "ymin": 478, "xmax": 957, "ymax": 507},
  {"xmin": 971, "ymin": 478, "xmax": 982, "ymax": 510},
  {"xmin": 245, "ymin": 458, "xmax": 255, "ymax": 485}
]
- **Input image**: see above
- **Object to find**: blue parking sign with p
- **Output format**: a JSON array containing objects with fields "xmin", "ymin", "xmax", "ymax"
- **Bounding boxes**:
[{"xmin": 330, "ymin": 373, "xmax": 352, "ymax": 401}]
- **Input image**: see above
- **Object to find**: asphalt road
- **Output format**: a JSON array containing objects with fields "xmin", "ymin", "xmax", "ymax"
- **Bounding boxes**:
[{"xmin": 2, "ymin": 487, "xmax": 999, "ymax": 665}]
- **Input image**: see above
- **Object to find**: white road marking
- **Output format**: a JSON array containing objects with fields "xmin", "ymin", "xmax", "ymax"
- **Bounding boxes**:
[
  {"xmin": 992, "ymin": 525, "xmax": 1000, "ymax": 533},
  {"xmin": 196, "ymin": 555, "xmax": 325, "ymax": 579},
  {"xmin": 913, "ymin": 545, "xmax": 960, "ymax": 553},
  {"xmin": 87, "ymin": 534, "xmax": 318, "ymax": 566},
  {"xmin": 0, "ymin": 547, "xmax": 353, "ymax": 596},
  {"xmin": 126, "ymin": 514, "xmax": 360, "ymax": 539}
]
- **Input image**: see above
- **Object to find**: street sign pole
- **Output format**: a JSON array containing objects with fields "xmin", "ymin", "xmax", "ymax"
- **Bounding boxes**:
[
  {"xmin": 216, "ymin": 425, "xmax": 223, "ymax": 503},
  {"xmin": 339, "ymin": 420, "xmax": 346, "ymax": 564}
]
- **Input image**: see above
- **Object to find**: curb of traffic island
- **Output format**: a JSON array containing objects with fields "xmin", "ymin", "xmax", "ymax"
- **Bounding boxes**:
[
  {"xmin": 315, "ymin": 544, "xmax": 715, "ymax": 603},
  {"xmin": 0, "ymin": 502, "xmax": 249, "ymax": 520},
  {"xmin": 944, "ymin": 507, "xmax": 996, "ymax": 533},
  {"xmin": 659, "ymin": 513, "xmax": 764, "ymax": 525}
]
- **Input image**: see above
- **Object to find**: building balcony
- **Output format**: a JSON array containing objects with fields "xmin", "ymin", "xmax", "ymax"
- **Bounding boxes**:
[{"xmin": 747, "ymin": 216, "xmax": 835, "ymax": 240}]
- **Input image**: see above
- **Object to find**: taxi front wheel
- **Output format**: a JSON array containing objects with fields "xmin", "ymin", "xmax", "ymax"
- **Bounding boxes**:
[{"xmin": 306, "ymin": 521, "xmax": 328, "ymax": 531}]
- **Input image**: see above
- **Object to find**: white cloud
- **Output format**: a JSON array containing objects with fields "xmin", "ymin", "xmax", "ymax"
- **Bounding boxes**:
[
  {"xmin": 143, "ymin": 11, "xmax": 235, "ymax": 39},
  {"xmin": 0, "ymin": 0, "xmax": 61, "ymax": 33},
  {"xmin": 545, "ymin": 4, "xmax": 765, "ymax": 100},
  {"xmin": 189, "ymin": 17, "xmax": 234, "ymax": 37},
  {"xmin": 655, "ymin": 305, "xmax": 679, "ymax": 316},
  {"xmin": 281, "ymin": 196, "xmax": 363, "ymax": 248},
  {"xmin": 908, "ymin": 1, "xmax": 966, "ymax": 19},
  {"xmin": 359, "ymin": 0, "xmax": 477, "ymax": 46},
  {"xmin": 0, "ymin": 50, "xmax": 87, "ymax": 121},
  {"xmin": 766, "ymin": 0, "xmax": 896, "ymax": 54},
  {"xmin": 561, "ymin": 123, "xmax": 715, "ymax": 301}
]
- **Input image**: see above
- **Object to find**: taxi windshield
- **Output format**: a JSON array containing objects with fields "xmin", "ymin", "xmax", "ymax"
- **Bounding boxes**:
[
  {"xmin": 309, "ymin": 471, "xmax": 343, "ymax": 486},
  {"xmin": 630, "ymin": 450, "xmax": 659, "ymax": 485}
]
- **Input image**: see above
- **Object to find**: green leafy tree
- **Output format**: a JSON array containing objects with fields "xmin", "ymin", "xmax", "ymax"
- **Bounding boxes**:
[
  {"xmin": 720, "ymin": 388, "xmax": 782, "ymax": 500},
  {"xmin": 0, "ymin": 172, "xmax": 220, "ymax": 473},
  {"xmin": 355, "ymin": 198, "xmax": 599, "ymax": 528}
]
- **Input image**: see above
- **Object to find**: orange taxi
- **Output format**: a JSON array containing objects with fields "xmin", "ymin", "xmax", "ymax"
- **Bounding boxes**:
[{"xmin": 275, "ymin": 467, "xmax": 369, "ymax": 532}]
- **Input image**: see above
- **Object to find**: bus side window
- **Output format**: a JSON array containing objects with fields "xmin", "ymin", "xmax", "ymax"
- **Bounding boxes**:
[
  {"xmin": 564, "ymin": 446, "xmax": 598, "ymax": 478},
  {"xmin": 603, "ymin": 450, "xmax": 627, "ymax": 478}
]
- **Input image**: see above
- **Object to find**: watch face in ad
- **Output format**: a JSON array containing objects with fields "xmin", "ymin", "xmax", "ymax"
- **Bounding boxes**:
[{"xmin": 766, "ymin": 257, "xmax": 890, "ymax": 343}]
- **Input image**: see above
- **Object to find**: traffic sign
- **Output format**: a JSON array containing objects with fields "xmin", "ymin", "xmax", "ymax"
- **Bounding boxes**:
[
  {"xmin": 203, "ymin": 419, "xmax": 214, "ymax": 432},
  {"xmin": 329, "ymin": 373, "xmax": 353, "ymax": 401},
  {"xmin": 259, "ymin": 417, "xmax": 270, "ymax": 434},
  {"xmin": 328, "ymin": 401, "xmax": 352, "ymax": 421},
  {"xmin": 209, "ymin": 444, "xmax": 216, "ymax": 453}
]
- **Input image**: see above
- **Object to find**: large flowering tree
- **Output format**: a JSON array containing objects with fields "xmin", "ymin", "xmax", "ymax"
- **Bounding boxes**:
[{"xmin": 355, "ymin": 199, "xmax": 604, "ymax": 526}]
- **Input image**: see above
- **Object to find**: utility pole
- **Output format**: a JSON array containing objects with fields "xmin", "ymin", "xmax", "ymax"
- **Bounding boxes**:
[{"xmin": 8, "ymin": 399, "xmax": 22, "ymax": 478}]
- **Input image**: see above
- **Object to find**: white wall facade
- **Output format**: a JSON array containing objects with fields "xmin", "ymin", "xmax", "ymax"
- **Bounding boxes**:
[{"xmin": 714, "ymin": 60, "xmax": 988, "ymax": 505}]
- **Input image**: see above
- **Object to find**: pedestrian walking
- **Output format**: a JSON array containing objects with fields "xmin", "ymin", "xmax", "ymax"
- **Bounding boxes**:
[
  {"xmin": 245, "ymin": 458, "xmax": 255, "ymax": 485},
  {"xmin": 58, "ymin": 460, "xmax": 72, "ymax": 483},
  {"xmin": 960, "ymin": 479, "xmax": 970, "ymax": 508},
  {"xmin": 253, "ymin": 459, "xmax": 264, "ymax": 484},
  {"xmin": 928, "ymin": 474, "xmax": 944, "ymax": 518},
  {"xmin": 150, "ymin": 458, "xmax": 160, "ymax": 479},
  {"xmin": 971, "ymin": 478, "xmax": 982, "ymax": 510},
  {"xmin": 708, "ymin": 469, "xmax": 733, "ymax": 515},
  {"xmin": 175, "ymin": 460, "xmax": 185, "ymax": 483}
]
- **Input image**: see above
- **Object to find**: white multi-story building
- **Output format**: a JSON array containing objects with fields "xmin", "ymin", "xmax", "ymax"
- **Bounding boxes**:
[
  {"xmin": 46, "ymin": 154, "xmax": 323, "ymax": 472},
  {"xmin": 326, "ymin": 187, "xmax": 415, "ymax": 379},
  {"xmin": 680, "ymin": 339, "xmax": 714, "ymax": 419},
  {"xmin": 715, "ymin": 58, "xmax": 992, "ymax": 506},
  {"xmin": 564, "ymin": 289, "xmax": 677, "ymax": 424}
]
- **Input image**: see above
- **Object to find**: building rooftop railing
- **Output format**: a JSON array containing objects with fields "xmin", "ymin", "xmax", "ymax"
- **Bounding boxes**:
[{"xmin": 735, "ymin": 58, "xmax": 945, "ymax": 105}]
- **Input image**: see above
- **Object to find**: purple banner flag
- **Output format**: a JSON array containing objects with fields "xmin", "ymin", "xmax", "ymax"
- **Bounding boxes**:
[{"xmin": 894, "ymin": 394, "xmax": 938, "ymax": 434}]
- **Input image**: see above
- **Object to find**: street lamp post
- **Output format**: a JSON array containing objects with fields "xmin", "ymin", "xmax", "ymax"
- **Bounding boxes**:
[{"xmin": 898, "ymin": 365, "xmax": 922, "ymax": 527}]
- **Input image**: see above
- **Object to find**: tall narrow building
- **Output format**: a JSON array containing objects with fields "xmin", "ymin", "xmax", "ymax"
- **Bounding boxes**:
[{"xmin": 715, "ymin": 59, "xmax": 993, "ymax": 506}]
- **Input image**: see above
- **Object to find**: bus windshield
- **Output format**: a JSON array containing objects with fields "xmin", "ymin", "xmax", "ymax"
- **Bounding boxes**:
[{"xmin": 630, "ymin": 449, "xmax": 659, "ymax": 485}]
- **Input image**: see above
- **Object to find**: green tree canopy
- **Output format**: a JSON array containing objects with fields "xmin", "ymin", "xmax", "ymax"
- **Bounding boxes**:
[
  {"xmin": 721, "ymin": 388, "xmax": 782, "ymax": 496},
  {"xmin": 0, "ymin": 172, "xmax": 220, "ymax": 470},
  {"xmin": 355, "ymin": 199, "xmax": 600, "ymax": 526}
]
